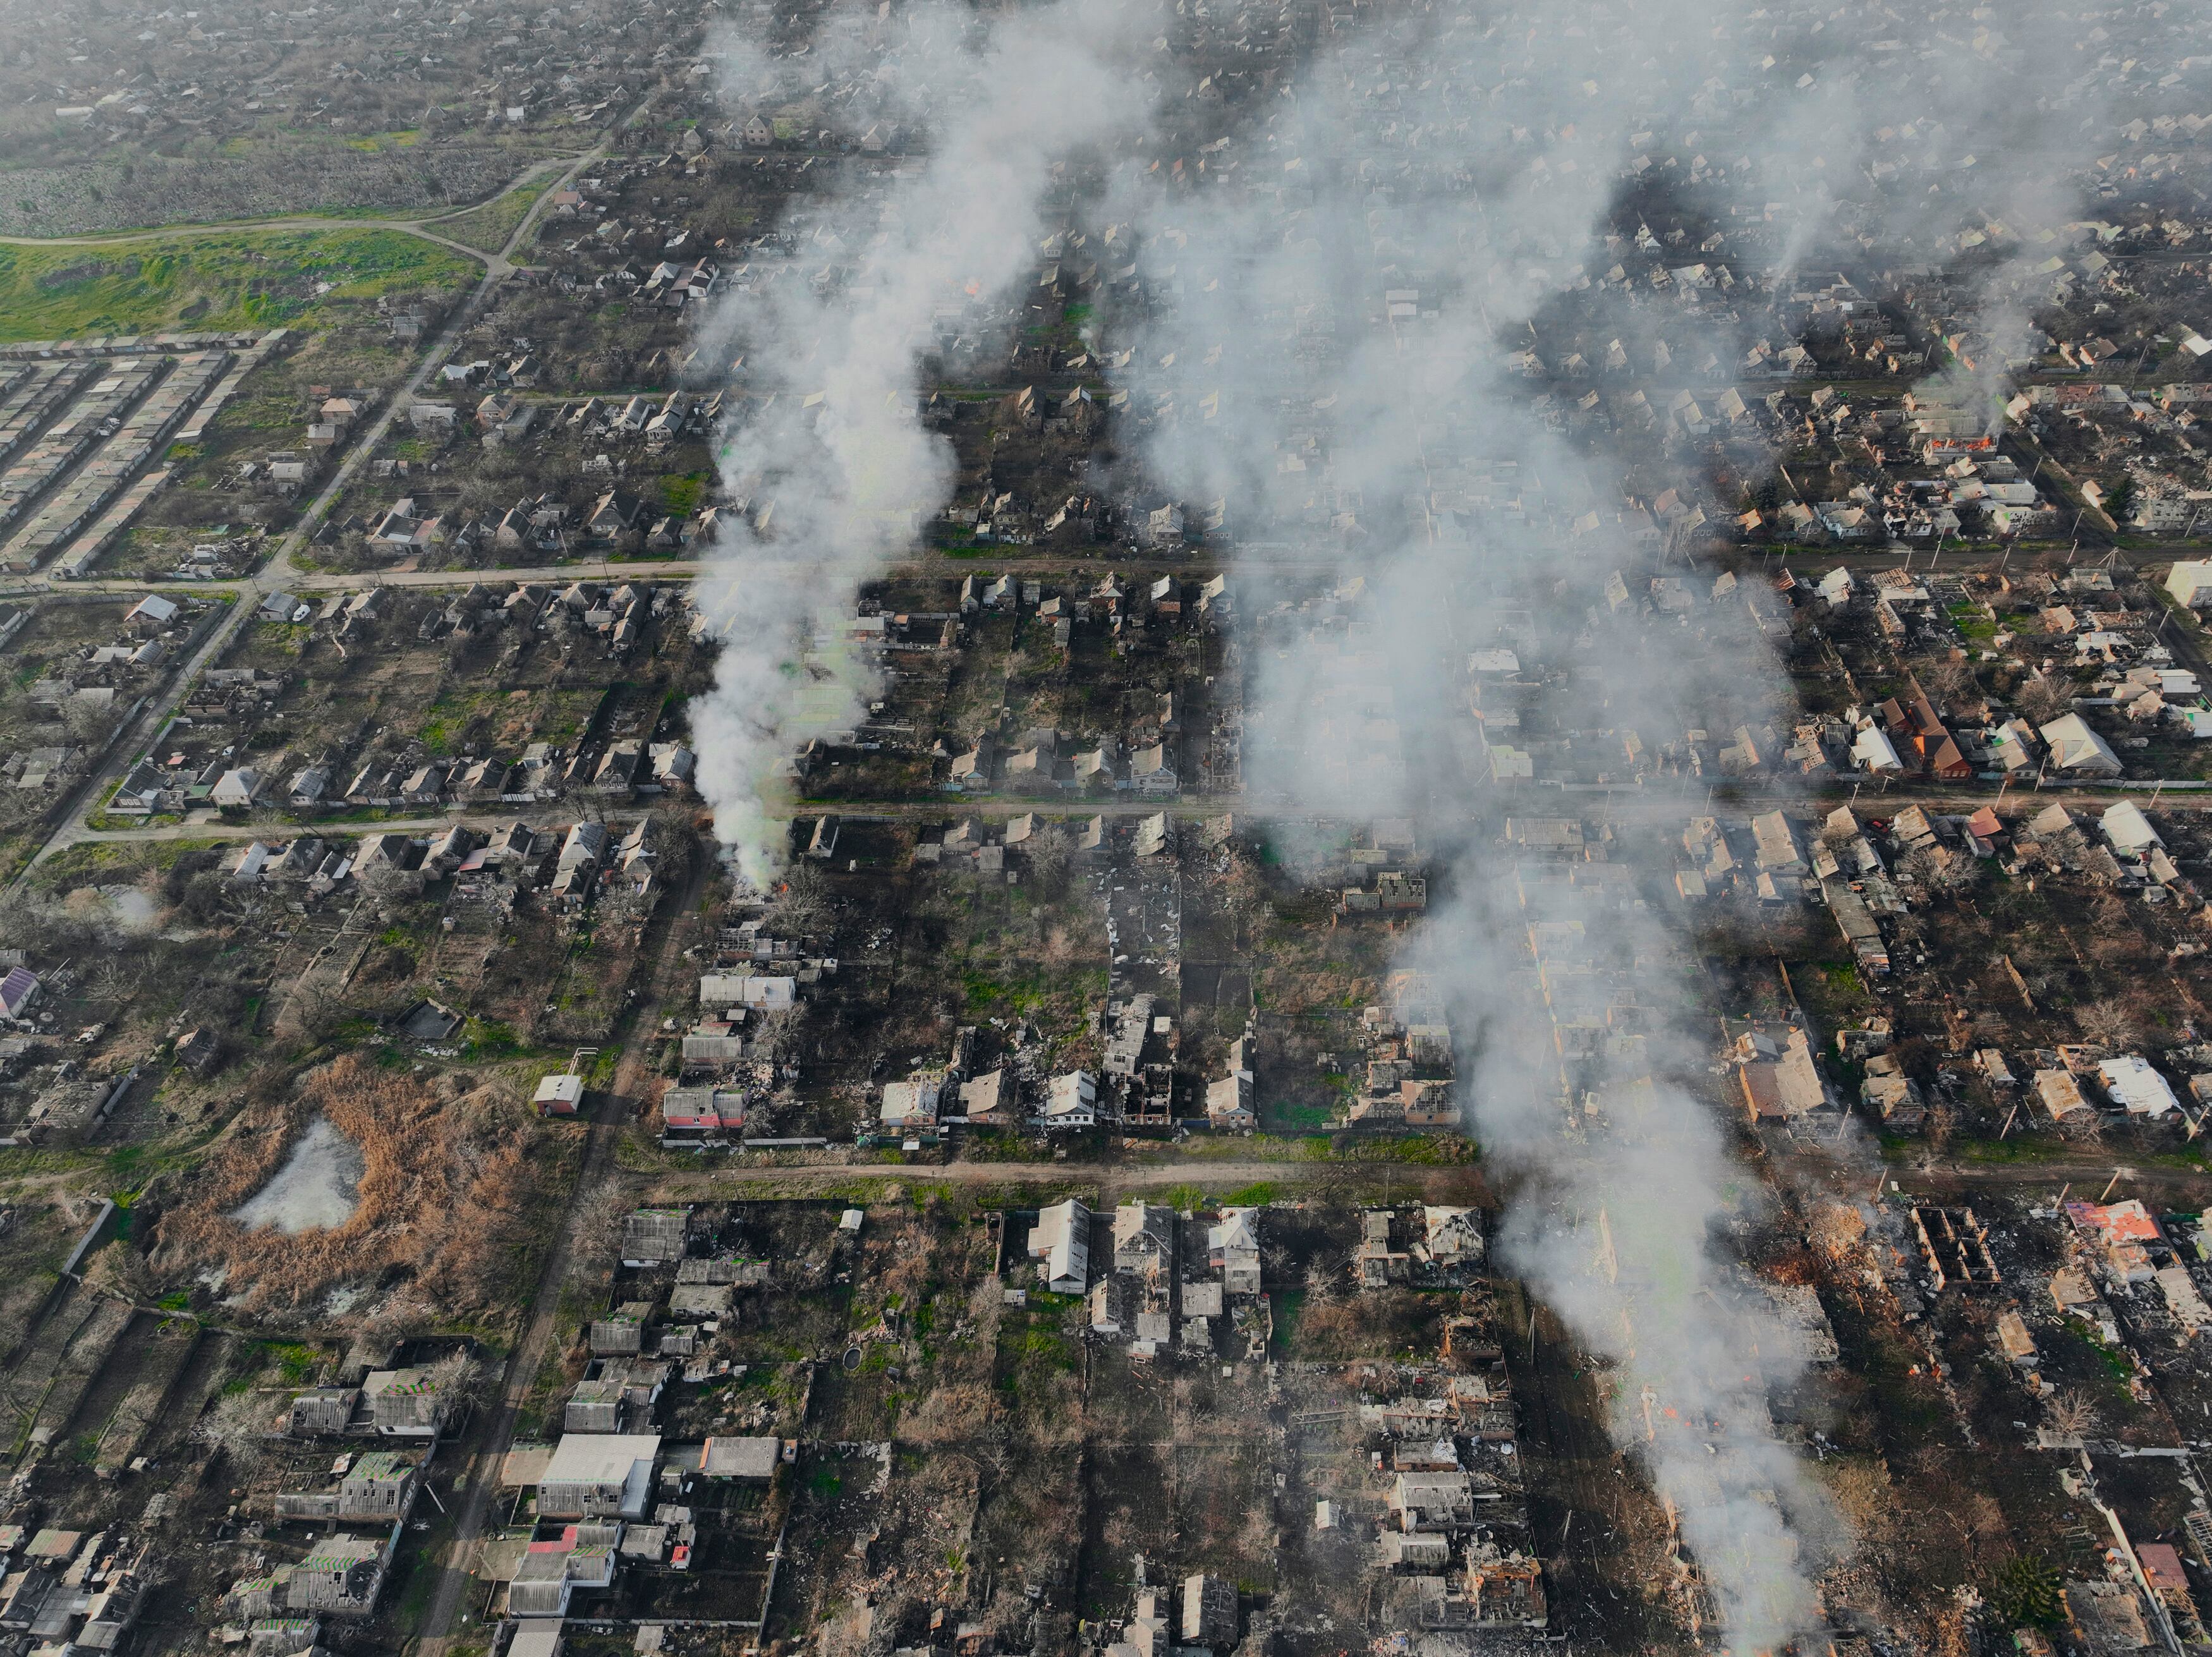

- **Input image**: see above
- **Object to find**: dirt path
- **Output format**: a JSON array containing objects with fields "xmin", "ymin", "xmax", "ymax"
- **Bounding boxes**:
[
  {"xmin": 683, "ymin": 1156, "xmax": 1486, "ymax": 1198},
  {"xmin": 0, "ymin": 150, "xmax": 583, "ymax": 262},
  {"xmin": 10, "ymin": 102, "xmax": 651, "ymax": 893}
]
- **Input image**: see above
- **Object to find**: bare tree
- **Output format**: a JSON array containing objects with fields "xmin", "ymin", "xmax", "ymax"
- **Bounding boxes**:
[
  {"xmin": 1025, "ymin": 824, "xmax": 1074, "ymax": 897},
  {"xmin": 569, "ymin": 1184, "xmax": 633, "ymax": 1281},
  {"xmin": 2075, "ymin": 998, "xmax": 2141, "ymax": 1051},
  {"xmin": 1918, "ymin": 655, "xmax": 1974, "ymax": 710},
  {"xmin": 2045, "ymin": 1389, "xmax": 2102, "ymax": 1440},
  {"xmin": 193, "ymin": 1388, "xmax": 274, "ymax": 1472},
  {"xmin": 2018, "ymin": 673, "xmax": 2069, "ymax": 726},
  {"xmin": 89, "ymin": 956, "xmax": 144, "ymax": 1005},
  {"xmin": 1902, "ymin": 846, "xmax": 1979, "ymax": 897},
  {"xmin": 428, "ymin": 1350, "xmax": 492, "ymax": 1421},
  {"xmin": 278, "ymin": 976, "xmax": 347, "ymax": 1045},
  {"xmin": 1925, "ymin": 1099, "xmax": 1959, "ymax": 1156},
  {"xmin": 83, "ymin": 1240, "xmax": 157, "ymax": 1304},
  {"xmin": 767, "ymin": 861, "xmax": 832, "ymax": 934},
  {"xmin": 63, "ymin": 696, "xmax": 114, "ymax": 746},
  {"xmin": 360, "ymin": 863, "xmax": 423, "ymax": 906}
]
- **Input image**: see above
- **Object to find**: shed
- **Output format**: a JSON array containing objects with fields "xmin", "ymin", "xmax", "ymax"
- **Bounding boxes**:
[
  {"xmin": 698, "ymin": 1436, "xmax": 782, "ymax": 1480},
  {"xmin": 534, "ymin": 1074, "xmax": 585, "ymax": 1116}
]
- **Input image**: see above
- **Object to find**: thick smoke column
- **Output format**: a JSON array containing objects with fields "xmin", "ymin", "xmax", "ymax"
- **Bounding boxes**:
[
  {"xmin": 1086, "ymin": 0, "xmax": 2133, "ymax": 1644},
  {"xmin": 691, "ymin": 0, "xmax": 1153, "ymax": 883}
]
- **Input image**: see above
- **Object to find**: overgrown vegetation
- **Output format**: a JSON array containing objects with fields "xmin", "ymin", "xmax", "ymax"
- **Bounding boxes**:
[
  {"xmin": 0, "ymin": 227, "xmax": 475, "ymax": 341},
  {"xmin": 146, "ymin": 1052, "xmax": 564, "ymax": 1323}
]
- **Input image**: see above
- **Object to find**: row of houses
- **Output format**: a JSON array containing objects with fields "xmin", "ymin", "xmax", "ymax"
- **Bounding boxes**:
[{"xmin": 217, "ymin": 818, "xmax": 659, "ymax": 911}]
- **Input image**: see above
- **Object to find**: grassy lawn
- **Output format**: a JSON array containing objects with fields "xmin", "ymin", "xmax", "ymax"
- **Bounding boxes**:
[{"xmin": 0, "ymin": 227, "xmax": 478, "ymax": 341}]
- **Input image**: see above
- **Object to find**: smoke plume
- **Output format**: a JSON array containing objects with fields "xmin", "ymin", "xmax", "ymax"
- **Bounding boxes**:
[
  {"xmin": 1077, "ymin": 0, "xmax": 2145, "ymax": 1644},
  {"xmin": 691, "ymin": 0, "xmax": 1156, "ymax": 883}
]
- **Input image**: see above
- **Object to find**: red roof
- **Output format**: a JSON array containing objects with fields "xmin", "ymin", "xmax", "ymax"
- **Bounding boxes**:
[{"xmin": 2066, "ymin": 1200, "xmax": 2163, "ymax": 1244}]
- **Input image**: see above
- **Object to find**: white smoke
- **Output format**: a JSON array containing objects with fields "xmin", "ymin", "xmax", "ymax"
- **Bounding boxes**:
[
  {"xmin": 678, "ymin": 0, "xmax": 2165, "ymax": 1637},
  {"xmin": 1076, "ymin": 0, "xmax": 2148, "ymax": 1645},
  {"xmin": 691, "ymin": 0, "xmax": 1158, "ymax": 883}
]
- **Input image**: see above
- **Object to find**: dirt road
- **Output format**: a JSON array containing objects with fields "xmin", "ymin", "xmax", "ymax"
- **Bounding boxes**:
[
  {"xmin": 406, "ymin": 844, "xmax": 711, "ymax": 1657},
  {"xmin": 682, "ymin": 1156, "xmax": 1486, "ymax": 1198}
]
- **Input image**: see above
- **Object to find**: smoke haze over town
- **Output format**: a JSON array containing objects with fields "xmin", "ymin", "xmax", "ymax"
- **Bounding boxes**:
[{"xmin": 1, "ymin": 0, "xmax": 2211, "ymax": 1653}]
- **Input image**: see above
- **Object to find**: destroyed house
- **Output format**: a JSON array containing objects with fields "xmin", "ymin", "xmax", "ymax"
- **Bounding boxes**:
[
  {"xmin": 565, "ymin": 1377, "xmax": 626, "ymax": 1433},
  {"xmin": 660, "ymin": 1086, "xmax": 744, "ymax": 1148},
  {"xmin": 1913, "ymin": 1206, "xmax": 2000, "ymax": 1291},
  {"xmin": 1182, "ymin": 1573, "xmax": 1238, "ymax": 1647},
  {"xmin": 507, "ymin": 1527, "xmax": 617, "ymax": 1617},
  {"xmin": 590, "ymin": 1302, "xmax": 652, "ymax": 1355},
  {"xmin": 285, "ymin": 1535, "xmax": 386, "ymax": 1614},
  {"xmin": 1112, "ymin": 1201, "xmax": 1176, "ymax": 1275},
  {"xmin": 1390, "ymin": 1471, "xmax": 1477, "ymax": 1531},
  {"xmin": 274, "ymin": 1450, "xmax": 419, "ymax": 1522},
  {"xmin": 621, "ymin": 1208, "xmax": 691, "ymax": 1266},
  {"xmin": 288, "ymin": 1387, "xmax": 360, "ymax": 1436},
  {"xmin": 1106, "ymin": 995, "xmax": 1156, "ymax": 1076},
  {"xmin": 362, "ymin": 1368, "xmax": 445, "ymax": 1436},
  {"xmin": 1466, "ymin": 1556, "xmax": 1548, "ymax": 1627}
]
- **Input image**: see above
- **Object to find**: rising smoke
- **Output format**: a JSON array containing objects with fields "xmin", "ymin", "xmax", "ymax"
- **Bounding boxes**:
[
  {"xmin": 693, "ymin": 0, "xmax": 1156, "ymax": 883},
  {"xmin": 1077, "ymin": 0, "xmax": 2127, "ymax": 1646},
  {"xmin": 690, "ymin": 0, "xmax": 2139, "ymax": 1638}
]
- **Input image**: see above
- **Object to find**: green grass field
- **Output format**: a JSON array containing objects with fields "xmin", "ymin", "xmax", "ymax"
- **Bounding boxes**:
[
  {"xmin": 0, "ymin": 227, "xmax": 477, "ymax": 341},
  {"xmin": 428, "ymin": 181, "xmax": 548, "ymax": 254}
]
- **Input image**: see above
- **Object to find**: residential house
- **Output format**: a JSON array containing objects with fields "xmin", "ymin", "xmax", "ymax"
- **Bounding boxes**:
[
  {"xmin": 537, "ymin": 1434, "xmax": 662, "ymax": 1520},
  {"xmin": 2039, "ymin": 713, "xmax": 2123, "ymax": 777},
  {"xmin": 1040, "ymin": 1069, "xmax": 1099, "ymax": 1129},
  {"xmin": 0, "ymin": 968, "xmax": 43, "ymax": 1021},
  {"xmin": 210, "ymin": 767, "xmax": 265, "ymax": 808},
  {"xmin": 1028, "ymin": 1198, "xmax": 1091, "ymax": 1293},
  {"xmin": 1209, "ymin": 1207, "xmax": 1261, "ymax": 1295}
]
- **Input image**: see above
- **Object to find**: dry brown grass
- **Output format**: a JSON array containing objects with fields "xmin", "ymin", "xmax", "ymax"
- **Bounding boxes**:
[
  {"xmin": 899, "ymin": 1380, "xmax": 995, "ymax": 1443},
  {"xmin": 149, "ymin": 1053, "xmax": 555, "ymax": 1323}
]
